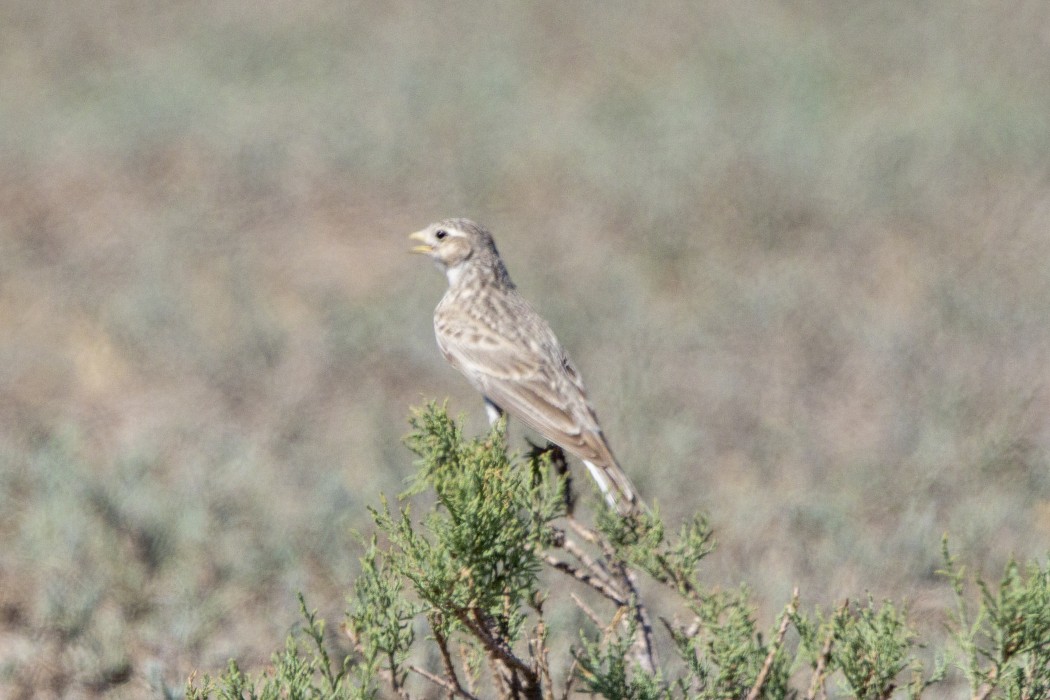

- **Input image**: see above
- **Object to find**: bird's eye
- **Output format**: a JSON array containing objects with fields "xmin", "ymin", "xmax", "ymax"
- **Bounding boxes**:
[{"xmin": 435, "ymin": 229, "xmax": 448, "ymax": 240}]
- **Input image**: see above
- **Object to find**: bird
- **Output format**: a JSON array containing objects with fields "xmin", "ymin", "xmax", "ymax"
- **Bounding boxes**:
[{"xmin": 409, "ymin": 218, "xmax": 641, "ymax": 515}]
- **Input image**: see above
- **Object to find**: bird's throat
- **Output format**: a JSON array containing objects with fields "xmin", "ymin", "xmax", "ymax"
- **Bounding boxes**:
[{"xmin": 444, "ymin": 262, "xmax": 468, "ymax": 287}]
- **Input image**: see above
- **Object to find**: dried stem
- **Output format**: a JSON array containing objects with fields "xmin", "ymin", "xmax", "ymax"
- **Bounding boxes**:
[
  {"xmin": 565, "ymin": 514, "xmax": 601, "ymax": 545},
  {"xmin": 616, "ymin": 563, "xmax": 658, "ymax": 675},
  {"xmin": 746, "ymin": 587, "xmax": 798, "ymax": 700},
  {"xmin": 559, "ymin": 533, "xmax": 616, "ymax": 586},
  {"xmin": 531, "ymin": 617, "xmax": 553, "ymax": 699},
  {"xmin": 489, "ymin": 654, "xmax": 511, "ymax": 700},
  {"xmin": 376, "ymin": 665, "xmax": 412, "ymax": 700},
  {"xmin": 409, "ymin": 664, "xmax": 479, "ymax": 700},
  {"xmin": 434, "ymin": 626, "xmax": 471, "ymax": 699},
  {"xmin": 458, "ymin": 642, "xmax": 479, "ymax": 698},
  {"xmin": 570, "ymin": 592, "xmax": 604, "ymax": 629},
  {"xmin": 544, "ymin": 554, "xmax": 626, "ymax": 606},
  {"xmin": 456, "ymin": 609, "xmax": 538, "ymax": 686},
  {"xmin": 805, "ymin": 622, "xmax": 837, "ymax": 700}
]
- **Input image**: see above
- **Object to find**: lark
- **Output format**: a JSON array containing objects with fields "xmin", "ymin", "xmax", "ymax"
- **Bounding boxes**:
[{"xmin": 410, "ymin": 218, "xmax": 641, "ymax": 515}]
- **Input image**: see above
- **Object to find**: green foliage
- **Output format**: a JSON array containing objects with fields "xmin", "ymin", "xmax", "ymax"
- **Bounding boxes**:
[
  {"xmin": 344, "ymin": 539, "xmax": 419, "ymax": 697},
  {"xmin": 187, "ymin": 405, "xmax": 1050, "ymax": 699},
  {"xmin": 835, "ymin": 598, "xmax": 916, "ymax": 699},
  {"xmin": 390, "ymin": 403, "xmax": 565, "ymax": 628},
  {"xmin": 575, "ymin": 621, "xmax": 666, "ymax": 700},
  {"xmin": 187, "ymin": 593, "xmax": 356, "ymax": 700},
  {"xmin": 687, "ymin": 587, "xmax": 790, "ymax": 699},
  {"xmin": 597, "ymin": 507, "xmax": 715, "ymax": 597},
  {"xmin": 943, "ymin": 539, "xmax": 1050, "ymax": 700}
]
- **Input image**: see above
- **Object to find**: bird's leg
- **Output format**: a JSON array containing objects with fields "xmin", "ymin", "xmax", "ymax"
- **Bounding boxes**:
[
  {"xmin": 524, "ymin": 439, "xmax": 575, "ymax": 516},
  {"xmin": 548, "ymin": 443, "xmax": 575, "ymax": 515}
]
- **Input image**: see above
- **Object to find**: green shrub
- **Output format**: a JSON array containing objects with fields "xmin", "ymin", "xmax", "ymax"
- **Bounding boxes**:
[{"xmin": 187, "ymin": 404, "xmax": 1049, "ymax": 699}]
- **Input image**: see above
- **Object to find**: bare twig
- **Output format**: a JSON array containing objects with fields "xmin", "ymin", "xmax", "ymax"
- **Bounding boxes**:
[
  {"xmin": 616, "ymin": 564, "xmax": 658, "ymax": 675},
  {"xmin": 565, "ymin": 514, "xmax": 601, "ymax": 545},
  {"xmin": 805, "ymin": 622, "xmax": 837, "ymax": 700},
  {"xmin": 559, "ymin": 534, "xmax": 616, "ymax": 585},
  {"xmin": 658, "ymin": 615, "xmax": 680, "ymax": 638},
  {"xmin": 659, "ymin": 613, "xmax": 702, "ymax": 642},
  {"xmin": 375, "ymin": 665, "xmax": 412, "ymax": 700},
  {"xmin": 458, "ymin": 642, "xmax": 479, "ymax": 698},
  {"xmin": 559, "ymin": 658, "xmax": 579, "ymax": 700},
  {"xmin": 564, "ymin": 514, "xmax": 659, "ymax": 678},
  {"xmin": 488, "ymin": 653, "xmax": 511, "ymax": 700},
  {"xmin": 409, "ymin": 664, "xmax": 479, "ymax": 700},
  {"xmin": 434, "ymin": 625, "xmax": 470, "ymax": 700},
  {"xmin": 746, "ymin": 587, "xmax": 798, "ymax": 700},
  {"xmin": 456, "ymin": 609, "xmax": 538, "ymax": 684},
  {"xmin": 570, "ymin": 592, "xmax": 604, "ymax": 629},
  {"xmin": 544, "ymin": 554, "xmax": 626, "ymax": 605},
  {"xmin": 531, "ymin": 617, "xmax": 553, "ymax": 699}
]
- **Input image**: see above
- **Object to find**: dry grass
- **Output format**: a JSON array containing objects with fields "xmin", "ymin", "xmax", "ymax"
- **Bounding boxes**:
[{"xmin": 1, "ymin": 1, "xmax": 1049, "ymax": 696}]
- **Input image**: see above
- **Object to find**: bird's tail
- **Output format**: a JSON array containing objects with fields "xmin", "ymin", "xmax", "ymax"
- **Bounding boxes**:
[{"xmin": 582, "ymin": 459, "xmax": 642, "ymax": 516}]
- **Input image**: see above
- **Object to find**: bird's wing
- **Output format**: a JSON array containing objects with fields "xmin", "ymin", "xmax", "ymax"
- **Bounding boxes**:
[{"xmin": 436, "ymin": 321, "xmax": 606, "ymax": 464}]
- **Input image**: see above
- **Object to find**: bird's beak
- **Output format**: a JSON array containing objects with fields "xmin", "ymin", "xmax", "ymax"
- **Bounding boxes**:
[{"xmin": 408, "ymin": 230, "xmax": 433, "ymax": 254}]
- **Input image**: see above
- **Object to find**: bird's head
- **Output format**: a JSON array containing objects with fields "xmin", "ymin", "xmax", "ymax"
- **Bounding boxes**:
[{"xmin": 409, "ymin": 218, "xmax": 512, "ymax": 288}]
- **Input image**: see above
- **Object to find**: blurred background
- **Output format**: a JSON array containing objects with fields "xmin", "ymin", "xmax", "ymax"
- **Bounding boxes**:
[{"xmin": 2, "ymin": 1, "xmax": 1049, "ymax": 696}]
